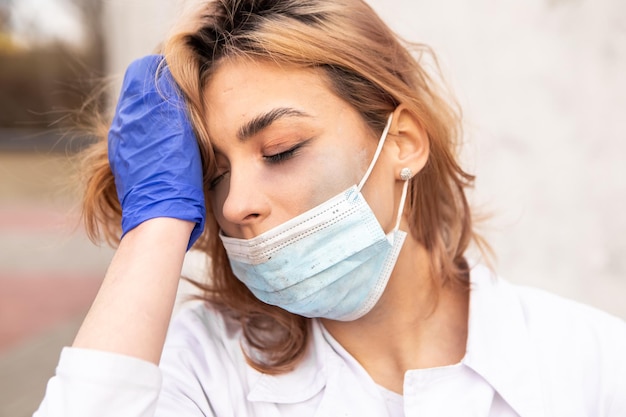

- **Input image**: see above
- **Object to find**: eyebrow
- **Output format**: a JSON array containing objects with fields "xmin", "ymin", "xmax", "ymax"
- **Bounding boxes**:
[{"xmin": 237, "ymin": 107, "xmax": 311, "ymax": 141}]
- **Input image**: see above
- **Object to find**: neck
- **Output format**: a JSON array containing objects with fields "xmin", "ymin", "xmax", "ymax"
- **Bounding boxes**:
[{"xmin": 321, "ymin": 238, "xmax": 469, "ymax": 393}]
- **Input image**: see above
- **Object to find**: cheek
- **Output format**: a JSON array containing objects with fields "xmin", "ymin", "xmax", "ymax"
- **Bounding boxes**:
[
  {"xmin": 360, "ymin": 164, "xmax": 398, "ymax": 232},
  {"xmin": 364, "ymin": 186, "xmax": 393, "ymax": 227},
  {"xmin": 296, "ymin": 142, "xmax": 377, "ymax": 215},
  {"xmin": 208, "ymin": 188, "xmax": 228, "ymax": 230},
  {"xmin": 206, "ymin": 142, "xmax": 372, "ymax": 233},
  {"xmin": 298, "ymin": 151, "xmax": 362, "ymax": 207}
]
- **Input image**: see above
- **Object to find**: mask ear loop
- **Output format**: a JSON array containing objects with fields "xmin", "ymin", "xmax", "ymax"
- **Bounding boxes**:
[
  {"xmin": 355, "ymin": 113, "xmax": 409, "ymax": 232},
  {"xmin": 356, "ymin": 113, "xmax": 394, "ymax": 192},
  {"xmin": 394, "ymin": 168, "xmax": 412, "ymax": 231}
]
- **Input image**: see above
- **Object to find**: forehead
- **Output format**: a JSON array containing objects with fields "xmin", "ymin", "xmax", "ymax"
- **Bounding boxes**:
[{"xmin": 203, "ymin": 59, "xmax": 348, "ymax": 140}]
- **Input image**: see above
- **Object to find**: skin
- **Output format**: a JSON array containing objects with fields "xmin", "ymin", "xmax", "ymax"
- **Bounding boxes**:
[
  {"xmin": 205, "ymin": 59, "xmax": 470, "ymax": 394},
  {"xmin": 205, "ymin": 61, "xmax": 386, "ymax": 238},
  {"xmin": 73, "ymin": 218, "xmax": 193, "ymax": 364},
  {"xmin": 70, "ymin": 57, "xmax": 468, "ymax": 396}
]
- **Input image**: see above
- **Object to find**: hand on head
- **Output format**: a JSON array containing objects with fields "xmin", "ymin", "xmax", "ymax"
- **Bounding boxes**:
[{"xmin": 108, "ymin": 55, "xmax": 205, "ymax": 249}]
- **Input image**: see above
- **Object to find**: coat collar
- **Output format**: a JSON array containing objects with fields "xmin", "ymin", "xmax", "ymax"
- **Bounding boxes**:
[
  {"xmin": 463, "ymin": 263, "xmax": 545, "ymax": 417},
  {"xmin": 245, "ymin": 264, "xmax": 545, "ymax": 416},
  {"xmin": 246, "ymin": 319, "xmax": 389, "ymax": 415},
  {"xmin": 245, "ymin": 321, "xmax": 327, "ymax": 404}
]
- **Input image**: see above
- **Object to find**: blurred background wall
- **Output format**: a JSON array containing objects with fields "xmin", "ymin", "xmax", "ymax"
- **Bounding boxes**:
[
  {"xmin": 0, "ymin": 0, "xmax": 624, "ymax": 416},
  {"xmin": 370, "ymin": 0, "xmax": 626, "ymax": 321}
]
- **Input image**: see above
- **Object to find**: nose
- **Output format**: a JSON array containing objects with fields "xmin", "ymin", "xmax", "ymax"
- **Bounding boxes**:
[{"xmin": 220, "ymin": 166, "xmax": 270, "ymax": 230}]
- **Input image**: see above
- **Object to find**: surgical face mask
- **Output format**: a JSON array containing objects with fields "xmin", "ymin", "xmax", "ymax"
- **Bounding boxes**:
[{"xmin": 219, "ymin": 114, "xmax": 410, "ymax": 321}]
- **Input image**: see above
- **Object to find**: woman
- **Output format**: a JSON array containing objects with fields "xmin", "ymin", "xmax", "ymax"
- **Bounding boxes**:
[{"xmin": 36, "ymin": 0, "xmax": 625, "ymax": 416}]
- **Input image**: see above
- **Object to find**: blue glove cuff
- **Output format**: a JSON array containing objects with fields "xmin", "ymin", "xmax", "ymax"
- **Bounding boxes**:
[{"xmin": 120, "ymin": 181, "xmax": 206, "ymax": 251}]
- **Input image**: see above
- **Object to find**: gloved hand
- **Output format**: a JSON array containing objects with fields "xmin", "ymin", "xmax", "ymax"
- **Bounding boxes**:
[{"xmin": 108, "ymin": 55, "xmax": 205, "ymax": 250}]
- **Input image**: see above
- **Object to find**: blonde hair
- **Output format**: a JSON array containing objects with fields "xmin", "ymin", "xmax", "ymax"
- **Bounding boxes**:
[{"xmin": 82, "ymin": 0, "xmax": 483, "ymax": 374}]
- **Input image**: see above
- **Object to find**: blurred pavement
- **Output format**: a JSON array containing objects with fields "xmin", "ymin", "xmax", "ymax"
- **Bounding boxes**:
[{"xmin": 0, "ymin": 152, "xmax": 113, "ymax": 417}]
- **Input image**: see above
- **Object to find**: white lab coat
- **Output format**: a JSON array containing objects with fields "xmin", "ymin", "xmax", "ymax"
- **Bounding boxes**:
[{"xmin": 34, "ymin": 264, "xmax": 626, "ymax": 416}]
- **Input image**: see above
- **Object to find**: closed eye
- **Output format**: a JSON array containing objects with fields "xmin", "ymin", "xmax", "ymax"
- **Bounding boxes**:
[
  {"xmin": 263, "ymin": 141, "xmax": 308, "ymax": 164},
  {"xmin": 209, "ymin": 171, "xmax": 229, "ymax": 190}
]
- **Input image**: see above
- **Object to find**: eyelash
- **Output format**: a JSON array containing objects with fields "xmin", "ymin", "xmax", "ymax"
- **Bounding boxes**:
[
  {"xmin": 209, "ymin": 171, "xmax": 228, "ymax": 190},
  {"xmin": 263, "ymin": 142, "xmax": 305, "ymax": 164},
  {"xmin": 209, "ymin": 140, "xmax": 308, "ymax": 189}
]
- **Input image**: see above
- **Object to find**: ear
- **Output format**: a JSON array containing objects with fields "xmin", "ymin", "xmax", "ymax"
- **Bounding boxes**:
[{"xmin": 387, "ymin": 105, "xmax": 429, "ymax": 179}]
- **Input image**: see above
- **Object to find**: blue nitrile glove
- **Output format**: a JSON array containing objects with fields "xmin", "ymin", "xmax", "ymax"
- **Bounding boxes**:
[{"xmin": 108, "ymin": 55, "xmax": 205, "ymax": 250}]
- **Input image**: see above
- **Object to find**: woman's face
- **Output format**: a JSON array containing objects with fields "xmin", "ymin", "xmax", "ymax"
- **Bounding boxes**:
[{"xmin": 204, "ymin": 59, "xmax": 397, "ymax": 239}]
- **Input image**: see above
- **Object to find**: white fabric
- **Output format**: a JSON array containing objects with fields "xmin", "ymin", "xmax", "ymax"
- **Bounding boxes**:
[
  {"xmin": 378, "ymin": 385, "xmax": 404, "ymax": 417},
  {"xmin": 34, "ymin": 264, "xmax": 626, "ymax": 417}
]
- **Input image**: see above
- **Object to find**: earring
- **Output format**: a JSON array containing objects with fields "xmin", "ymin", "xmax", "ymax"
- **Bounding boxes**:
[{"xmin": 400, "ymin": 167, "xmax": 412, "ymax": 181}]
